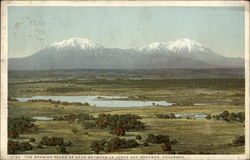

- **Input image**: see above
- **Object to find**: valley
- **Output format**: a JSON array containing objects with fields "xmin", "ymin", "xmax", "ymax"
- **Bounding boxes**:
[{"xmin": 7, "ymin": 69, "xmax": 245, "ymax": 154}]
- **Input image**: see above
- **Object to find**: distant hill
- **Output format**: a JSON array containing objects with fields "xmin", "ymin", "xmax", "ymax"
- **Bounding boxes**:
[{"xmin": 9, "ymin": 37, "xmax": 244, "ymax": 70}]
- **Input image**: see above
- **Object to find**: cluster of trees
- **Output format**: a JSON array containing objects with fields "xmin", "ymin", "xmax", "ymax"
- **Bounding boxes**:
[
  {"xmin": 8, "ymin": 140, "xmax": 32, "ymax": 154},
  {"xmin": 40, "ymin": 136, "xmax": 64, "ymax": 146},
  {"xmin": 145, "ymin": 134, "xmax": 170, "ymax": 144},
  {"xmin": 230, "ymin": 135, "xmax": 245, "ymax": 147},
  {"xmin": 90, "ymin": 137, "xmax": 139, "ymax": 153},
  {"xmin": 95, "ymin": 114, "xmax": 145, "ymax": 132},
  {"xmin": 155, "ymin": 113, "xmax": 177, "ymax": 119},
  {"xmin": 39, "ymin": 136, "xmax": 72, "ymax": 153},
  {"xmin": 8, "ymin": 116, "xmax": 38, "ymax": 138},
  {"xmin": 27, "ymin": 99, "xmax": 90, "ymax": 106},
  {"xmin": 212, "ymin": 111, "xmax": 245, "ymax": 122}
]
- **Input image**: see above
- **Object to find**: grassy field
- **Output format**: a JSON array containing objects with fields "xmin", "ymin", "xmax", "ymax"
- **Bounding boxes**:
[{"xmin": 7, "ymin": 69, "xmax": 245, "ymax": 154}]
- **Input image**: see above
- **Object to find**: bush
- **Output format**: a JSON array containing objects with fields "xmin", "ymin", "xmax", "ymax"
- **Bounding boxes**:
[
  {"xmin": 161, "ymin": 143, "xmax": 172, "ymax": 151},
  {"xmin": 214, "ymin": 111, "xmax": 245, "ymax": 123},
  {"xmin": 8, "ymin": 116, "xmax": 38, "ymax": 138},
  {"xmin": 205, "ymin": 114, "xmax": 211, "ymax": 120},
  {"xmin": 64, "ymin": 141, "xmax": 72, "ymax": 147},
  {"xmin": 156, "ymin": 113, "xmax": 176, "ymax": 119},
  {"xmin": 29, "ymin": 138, "xmax": 36, "ymax": 143},
  {"xmin": 83, "ymin": 122, "xmax": 96, "ymax": 129},
  {"xmin": 90, "ymin": 139, "xmax": 106, "ymax": 154},
  {"xmin": 231, "ymin": 135, "xmax": 245, "ymax": 146},
  {"xmin": 72, "ymin": 128, "xmax": 79, "ymax": 135},
  {"xmin": 40, "ymin": 136, "xmax": 64, "ymax": 146},
  {"xmin": 170, "ymin": 139, "xmax": 178, "ymax": 144},
  {"xmin": 56, "ymin": 145, "xmax": 68, "ymax": 154},
  {"xmin": 95, "ymin": 114, "xmax": 144, "ymax": 131},
  {"xmin": 37, "ymin": 144, "xmax": 43, "ymax": 149},
  {"xmin": 114, "ymin": 127, "xmax": 126, "ymax": 136},
  {"xmin": 145, "ymin": 134, "xmax": 169, "ymax": 144},
  {"xmin": 143, "ymin": 142, "xmax": 149, "ymax": 147},
  {"xmin": 8, "ymin": 140, "xmax": 32, "ymax": 154},
  {"xmin": 136, "ymin": 135, "xmax": 142, "ymax": 140},
  {"xmin": 90, "ymin": 137, "xmax": 139, "ymax": 153},
  {"xmin": 8, "ymin": 130, "xmax": 19, "ymax": 138}
]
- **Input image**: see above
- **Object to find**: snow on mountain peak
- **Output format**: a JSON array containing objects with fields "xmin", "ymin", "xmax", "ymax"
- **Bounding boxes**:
[
  {"xmin": 139, "ymin": 38, "xmax": 209, "ymax": 54},
  {"xmin": 139, "ymin": 42, "xmax": 170, "ymax": 52},
  {"xmin": 50, "ymin": 37, "xmax": 103, "ymax": 50},
  {"xmin": 168, "ymin": 38, "xmax": 205, "ymax": 53}
]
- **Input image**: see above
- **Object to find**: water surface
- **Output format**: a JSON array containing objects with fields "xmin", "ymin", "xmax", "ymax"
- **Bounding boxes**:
[
  {"xmin": 16, "ymin": 95, "xmax": 173, "ymax": 107},
  {"xmin": 32, "ymin": 117, "xmax": 53, "ymax": 121}
]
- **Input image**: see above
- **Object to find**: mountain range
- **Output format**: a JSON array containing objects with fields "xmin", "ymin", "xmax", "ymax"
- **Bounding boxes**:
[{"xmin": 8, "ymin": 37, "xmax": 244, "ymax": 70}]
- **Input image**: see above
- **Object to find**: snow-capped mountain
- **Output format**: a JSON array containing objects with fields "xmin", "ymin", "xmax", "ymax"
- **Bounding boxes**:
[
  {"xmin": 139, "ymin": 42, "xmax": 171, "ymax": 52},
  {"xmin": 167, "ymin": 38, "xmax": 206, "ymax": 54},
  {"xmin": 8, "ymin": 37, "xmax": 244, "ymax": 70},
  {"xmin": 139, "ymin": 39, "xmax": 210, "ymax": 54},
  {"xmin": 49, "ymin": 37, "xmax": 103, "ymax": 51}
]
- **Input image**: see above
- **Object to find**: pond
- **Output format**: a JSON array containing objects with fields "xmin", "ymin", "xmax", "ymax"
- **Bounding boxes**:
[
  {"xmin": 175, "ymin": 113, "xmax": 208, "ymax": 119},
  {"xmin": 32, "ymin": 117, "xmax": 53, "ymax": 121},
  {"xmin": 16, "ymin": 95, "xmax": 174, "ymax": 107}
]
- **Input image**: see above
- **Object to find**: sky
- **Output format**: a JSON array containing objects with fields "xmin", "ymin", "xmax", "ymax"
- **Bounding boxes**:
[{"xmin": 8, "ymin": 6, "xmax": 245, "ymax": 58}]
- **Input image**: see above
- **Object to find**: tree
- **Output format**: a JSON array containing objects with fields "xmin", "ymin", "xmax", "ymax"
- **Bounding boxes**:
[
  {"xmin": 161, "ymin": 143, "xmax": 172, "ymax": 151},
  {"xmin": 114, "ymin": 127, "xmax": 126, "ymax": 136},
  {"xmin": 8, "ymin": 130, "xmax": 19, "ymax": 138},
  {"xmin": 97, "ymin": 120, "xmax": 106, "ymax": 128}
]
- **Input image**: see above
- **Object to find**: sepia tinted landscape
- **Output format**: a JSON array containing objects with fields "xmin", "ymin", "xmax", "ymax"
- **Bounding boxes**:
[
  {"xmin": 8, "ymin": 68, "xmax": 245, "ymax": 154},
  {"xmin": 7, "ymin": 6, "xmax": 246, "ymax": 155}
]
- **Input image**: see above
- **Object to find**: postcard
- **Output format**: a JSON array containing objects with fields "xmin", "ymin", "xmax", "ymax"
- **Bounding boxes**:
[{"xmin": 1, "ymin": 1, "xmax": 249, "ymax": 160}]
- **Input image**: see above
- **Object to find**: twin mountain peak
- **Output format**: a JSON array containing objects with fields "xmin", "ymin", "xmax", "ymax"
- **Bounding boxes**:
[{"xmin": 9, "ymin": 37, "xmax": 244, "ymax": 70}]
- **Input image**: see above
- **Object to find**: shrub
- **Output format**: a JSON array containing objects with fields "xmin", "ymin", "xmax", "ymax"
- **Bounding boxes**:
[
  {"xmin": 8, "ymin": 140, "xmax": 32, "ymax": 154},
  {"xmin": 170, "ymin": 139, "xmax": 178, "ymax": 144},
  {"xmin": 214, "ymin": 111, "xmax": 245, "ymax": 123},
  {"xmin": 8, "ymin": 116, "xmax": 38, "ymax": 138},
  {"xmin": 161, "ymin": 143, "xmax": 172, "ymax": 151},
  {"xmin": 156, "ymin": 113, "xmax": 176, "ymax": 119},
  {"xmin": 56, "ymin": 145, "xmax": 68, "ymax": 154},
  {"xmin": 143, "ymin": 142, "xmax": 149, "ymax": 147},
  {"xmin": 8, "ymin": 130, "xmax": 19, "ymax": 138},
  {"xmin": 40, "ymin": 136, "xmax": 64, "ymax": 146},
  {"xmin": 90, "ymin": 139, "xmax": 106, "ymax": 154},
  {"xmin": 90, "ymin": 137, "xmax": 139, "ymax": 153},
  {"xmin": 231, "ymin": 135, "xmax": 245, "ymax": 146},
  {"xmin": 29, "ymin": 138, "xmax": 36, "ymax": 143},
  {"xmin": 136, "ymin": 135, "xmax": 142, "ymax": 140},
  {"xmin": 72, "ymin": 128, "xmax": 79, "ymax": 135},
  {"xmin": 64, "ymin": 141, "xmax": 72, "ymax": 147},
  {"xmin": 205, "ymin": 114, "xmax": 211, "ymax": 120},
  {"xmin": 146, "ymin": 134, "xmax": 169, "ymax": 144},
  {"xmin": 37, "ymin": 144, "xmax": 43, "ymax": 149},
  {"xmin": 95, "ymin": 114, "xmax": 144, "ymax": 131},
  {"xmin": 83, "ymin": 122, "xmax": 96, "ymax": 129},
  {"xmin": 114, "ymin": 127, "xmax": 126, "ymax": 136}
]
